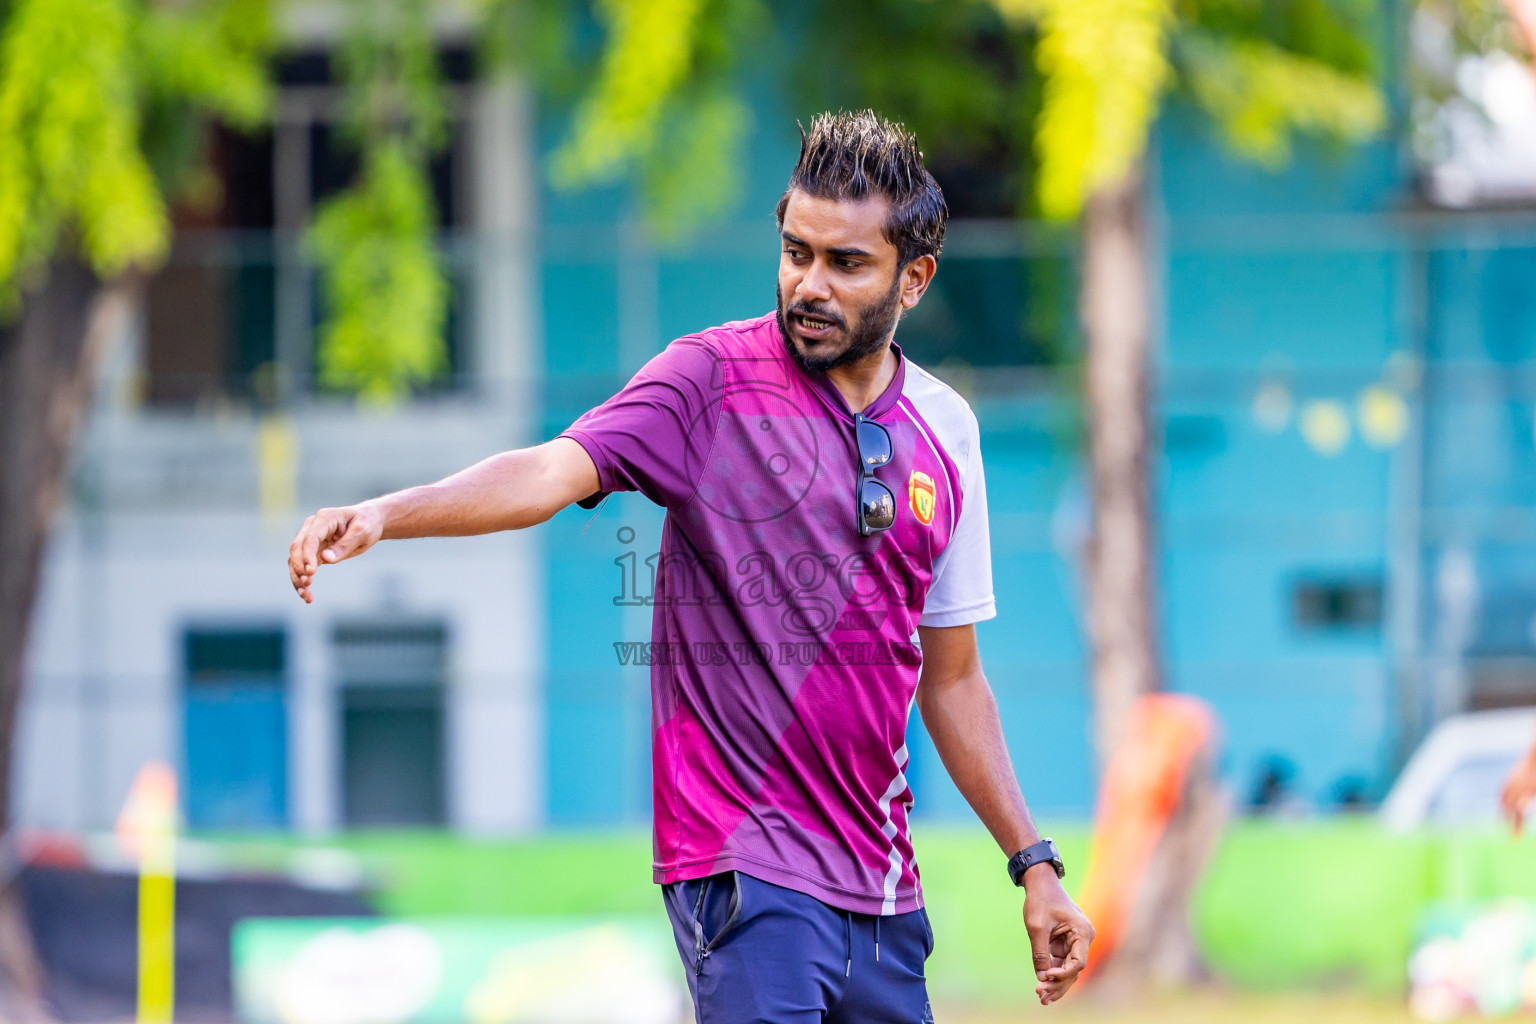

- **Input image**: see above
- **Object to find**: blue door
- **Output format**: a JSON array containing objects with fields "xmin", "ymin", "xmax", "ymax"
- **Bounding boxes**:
[{"xmin": 183, "ymin": 629, "xmax": 288, "ymax": 829}]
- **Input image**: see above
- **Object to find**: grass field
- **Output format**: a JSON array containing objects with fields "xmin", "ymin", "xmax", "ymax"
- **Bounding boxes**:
[
  {"xmin": 208, "ymin": 817, "xmax": 1536, "ymax": 1010},
  {"xmin": 939, "ymin": 990, "xmax": 1420, "ymax": 1024}
]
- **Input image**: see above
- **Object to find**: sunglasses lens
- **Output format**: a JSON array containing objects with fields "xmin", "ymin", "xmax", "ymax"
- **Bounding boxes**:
[
  {"xmin": 856, "ymin": 419, "xmax": 892, "ymax": 469},
  {"xmin": 860, "ymin": 478, "xmax": 896, "ymax": 533}
]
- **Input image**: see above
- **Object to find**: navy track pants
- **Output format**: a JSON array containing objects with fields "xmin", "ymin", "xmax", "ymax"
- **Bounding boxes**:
[{"xmin": 663, "ymin": 871, "xmax": 935, "ymax": 1024}]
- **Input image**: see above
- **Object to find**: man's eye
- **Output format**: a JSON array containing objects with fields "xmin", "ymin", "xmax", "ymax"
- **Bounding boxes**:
[
  {"xmin": 784, "ymin": 248, "xmax": 808, "ymax": 261},
  {"xmin": 838, "ymin": 259, "xmax": 862, "ymax": 270}
]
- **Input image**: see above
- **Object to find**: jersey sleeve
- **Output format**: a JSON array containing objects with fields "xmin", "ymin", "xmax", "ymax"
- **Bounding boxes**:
[
  {"xmin": 920, "ymin": 412, "xmax": 997, "ymax": 627},
  {"xmin": 559, "ymin": 336, "xmax": 724, "ymax": 510}
]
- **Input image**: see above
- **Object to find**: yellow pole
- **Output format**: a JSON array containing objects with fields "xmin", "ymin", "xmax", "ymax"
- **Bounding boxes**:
[
  {"xmin": 137, "ymin": 830, "xmax": 175, "ymax": 1024},
  {"xmin": 120, "ymin": 762, "xmax": 177, "ymax": 1024}
]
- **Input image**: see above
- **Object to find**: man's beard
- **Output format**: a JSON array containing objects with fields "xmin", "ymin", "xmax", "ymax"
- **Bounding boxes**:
[{"xmin": 776, "ymin": 272, "xmax": 902, "ymax": 375}]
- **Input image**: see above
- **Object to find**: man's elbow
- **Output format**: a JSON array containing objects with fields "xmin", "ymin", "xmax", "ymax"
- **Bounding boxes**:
[
  {"xmin": 540, "ymin": 439, "xmax": 601, "ymax": 506},
  {"xmin": 915, "ymin": 671, "xmax": 962, "ymax": 716},
  {"xmin": 510, "ymin": 441, "xmax": 595, "ymax": 529},
  {"xmin": 918, "ymin": 667, "xmax": 991, "ymax": 709}
]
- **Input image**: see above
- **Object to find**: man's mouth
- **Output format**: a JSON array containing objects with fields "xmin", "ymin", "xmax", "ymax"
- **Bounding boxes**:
[{"xmin": 793, "ymin": 312, "xmax": 842, "ymax": 339}]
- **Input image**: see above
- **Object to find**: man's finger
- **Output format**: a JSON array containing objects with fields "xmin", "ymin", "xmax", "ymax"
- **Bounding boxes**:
[
  {"xmin": 1035, "ymin": 974, "xmax": 1075, "ymax": 1003},
  {"xmin": 1028, "ymin": 938, "xmax": 1053, "ymax": 983},
  {"xmin": 290, "ymin": 551, "xmax": 310, "ymax": 598},
  {"xmin": 298, "ymin": 524, "xmax": 321, "ymax": 574},
  {"xmin": 1043, "ymin": 929, "xmax": 1091, "ymax": 980},
  {"xmin": 288, "ymin": 532, "xmax": 307, "ymax": 585},
  {"xmin": 1035, "ymin": 978, "xmax": 1069, "ymax": 1006},
  {"xmin": 324, "ymin": 519, "xmax": 370, "ymax": 563},
  {"xmin": 291, "ymin": 515, "xmax": 315, "ymax": 567},
  {"xmin": 300, "ymin": 515, "xmax": 340, "ymax": 573},
  {"xmin": 291, "ymin": 513, "xmax": 338, "ymax": 601}
]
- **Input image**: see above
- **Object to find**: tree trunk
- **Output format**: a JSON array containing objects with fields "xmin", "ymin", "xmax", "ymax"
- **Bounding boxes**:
[
  {"xmin": 1084, "ymin": 740, "xmax": 1229, "ymax": 997},
  {"xmin": 1079, "ymin": 172, "xmax": 1225, "ymax": 993},
  {"xmin": 0, "ymin": 258, "xmax": 138, "ymax": 1018},
  {"xmin": 1082, "ymin": 171, "xmax": 1161, "ymax": 759}
]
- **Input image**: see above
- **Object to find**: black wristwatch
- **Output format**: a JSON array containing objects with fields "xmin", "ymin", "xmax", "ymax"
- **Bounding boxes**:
[{"xmin": 1007, "ymin": 838, "xmax": 1065, "ymax": 886}]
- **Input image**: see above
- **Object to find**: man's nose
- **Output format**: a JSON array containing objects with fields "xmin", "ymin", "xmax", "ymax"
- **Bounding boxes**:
[{"xmin": 797, "ymin": 259, "xmax": 833, "ymax": 302}]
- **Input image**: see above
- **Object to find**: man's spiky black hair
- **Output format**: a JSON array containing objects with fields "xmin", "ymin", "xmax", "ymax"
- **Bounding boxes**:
[{"xmin": 775, "ymin": 110, "xmax": 948, "ymax": 268}]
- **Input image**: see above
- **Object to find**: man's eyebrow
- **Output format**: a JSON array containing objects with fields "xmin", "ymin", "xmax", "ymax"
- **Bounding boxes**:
[{"xmin": 778, "ymin": 232, "xmax": 874, "ymax": 260}]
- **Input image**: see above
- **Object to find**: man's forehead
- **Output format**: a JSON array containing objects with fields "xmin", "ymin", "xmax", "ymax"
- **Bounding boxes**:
[{"xmin": 781, "ymin": 191, "xmax": 894, "ymax": 255}]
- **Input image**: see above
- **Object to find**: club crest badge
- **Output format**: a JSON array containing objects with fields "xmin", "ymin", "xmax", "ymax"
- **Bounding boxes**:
[{"xmin": 908, "ymin": 470, "xmax": 936, "ymax": 526}]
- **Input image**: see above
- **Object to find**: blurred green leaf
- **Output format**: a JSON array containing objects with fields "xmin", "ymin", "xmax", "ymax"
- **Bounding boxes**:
[
  {"xmin": 549, "ymin": 0, "xmax": 711, "ymax": 188},
  {"xmin": 331, "ymin": 0, "xmax": 447, "ymax": 156},
  {"xmin": 793, "ymin": 0, "xmax": 1041, "ymax": 218},
  {"xmin": 1179, "ymin": 0, "xmax": 1379, "ymax": 77},
  {"xmin": 310, "ymin": 0, "xmax": 449, "ymax": 403},
  {"xmin": 0, "ymin": 0, "xmax": 167, "ymax": 305},
  {"xmin": 1178, "ymin": 30, "xmax": 1386, "ymax": 166},
  {"xmin": 639, "ymin": 88, "xmax": 752, "ymax": 236},
  {"xmin": 0, "ymin": 0, "xmax": 272, "ymax": 311},
  {"xmin": 477, "ymin": 0, "xmax": 579, "ymax": 90},
  {"xmin": 995, "ymin": 0, "xmax": 1388, "ymax": 218},
  {"xmin": 139, "ymin": 0, "xmax": 273, "ymax": 130},
  {"xmin": 310, "ymin": 140, "xmax": 447, "ymax": 403},
  {"xmin": 1002, "ymin": 0, "xmax": 1176, "ymax": 219}
]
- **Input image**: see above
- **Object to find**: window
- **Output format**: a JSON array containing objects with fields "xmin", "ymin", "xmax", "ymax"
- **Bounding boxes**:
[
  {"xmin": 1292, "ymin": 576, "xmax": 1383, "ymax": 632},
  {"xmin": 144, "ymin": 48, "xmax": 473, "ymax": 405},
  {"xmin": 333, "ymin": 621, "xmax": 447, "ymax": 827},
  {"xmin": 1466, "ymin": 587, "xmax": 1536, "ymax": 709}
]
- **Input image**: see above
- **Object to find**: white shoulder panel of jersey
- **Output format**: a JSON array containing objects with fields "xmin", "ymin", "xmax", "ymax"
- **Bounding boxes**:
[{"xmin": 900, "ymin": 360, "xmax": 980, "ymax": 484}]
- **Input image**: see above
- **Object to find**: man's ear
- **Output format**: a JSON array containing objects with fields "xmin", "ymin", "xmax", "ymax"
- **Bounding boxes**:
[{"xmin": 900, "ymin": 254, "xmax": 938, "ymax": 309}]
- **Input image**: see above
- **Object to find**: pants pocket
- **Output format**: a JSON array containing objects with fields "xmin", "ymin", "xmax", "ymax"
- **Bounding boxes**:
[{"xmin": 690, "ymin": 871, "xmax": 744, "ymax": 972}]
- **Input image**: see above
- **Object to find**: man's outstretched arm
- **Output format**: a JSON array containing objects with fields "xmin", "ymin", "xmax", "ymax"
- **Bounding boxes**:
[
  {"xmin": 287, "ymin": 437, "xmax": 599, "ymax": 603},
  {"xmin": 914, "ymin": 623, "xmax": 1094, "ymax": 1006}
]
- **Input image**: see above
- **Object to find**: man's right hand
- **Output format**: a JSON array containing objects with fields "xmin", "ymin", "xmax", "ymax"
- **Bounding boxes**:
[
  {"xmin": 1503, "ymin": 749, "xmax": 1536, "ymax": 834},
  {"xmin": 288, "ymin": 503, "xmax": 386, "ymax": 604},
  {"xmin": 285, "ymin": 439, "xmax": 602, "ymax": 604}
]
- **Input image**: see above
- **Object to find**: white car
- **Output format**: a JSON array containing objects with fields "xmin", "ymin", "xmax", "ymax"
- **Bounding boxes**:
[{"xmin": 1381, "ymin": 708, "xmax": 1536, "ymax": 830}]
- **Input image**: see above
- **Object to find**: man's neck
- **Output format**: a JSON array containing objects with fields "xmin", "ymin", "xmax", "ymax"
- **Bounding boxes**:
[{"xmin": 825, "ymin": 342, "xmax": 898, "ymax": 415}]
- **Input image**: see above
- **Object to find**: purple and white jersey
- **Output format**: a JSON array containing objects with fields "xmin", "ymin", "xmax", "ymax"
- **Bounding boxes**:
[{"xmin": 561, "ymin": 313, "xmax": 995, "ymax": 915}]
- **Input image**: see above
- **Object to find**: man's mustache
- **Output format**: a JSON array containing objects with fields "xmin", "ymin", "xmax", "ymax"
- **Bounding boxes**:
[{"xmin": 784, "ymin": 302, "xmax": 847, "ymax": 331}]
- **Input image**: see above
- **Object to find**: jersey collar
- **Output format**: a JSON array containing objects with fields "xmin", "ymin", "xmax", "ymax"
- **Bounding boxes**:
[{"xmin": 794, "ymin": 339, "xmax": 908, "ymax": 423}]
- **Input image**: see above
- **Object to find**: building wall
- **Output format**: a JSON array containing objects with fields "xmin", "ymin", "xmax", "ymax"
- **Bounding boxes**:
[
  {"xmin": 530, "ymin": 96, "xmax": 1536, "ymax": 822},
  {"xmin": 15, "ymin": 81, "xmax": 550, "ymax": 835},
  {"xmin": 1155, "ymin": 112, "xmax": 1410, "ymax": 806},
  {"xmin": 16, "ymin": 70, "xmax": 1536, "ymax": 835}
]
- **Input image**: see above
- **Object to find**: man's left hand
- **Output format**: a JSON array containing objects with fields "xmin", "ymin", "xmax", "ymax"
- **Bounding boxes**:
[{"xmin": 1022, "ymin": 865, "xmax": 1094, "ymax": 1006}]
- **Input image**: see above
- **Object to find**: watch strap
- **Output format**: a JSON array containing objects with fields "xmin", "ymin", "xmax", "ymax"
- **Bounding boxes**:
[{"xmin": 1007, "ymin": 838, "xmax": 1064, "ymax": 886}]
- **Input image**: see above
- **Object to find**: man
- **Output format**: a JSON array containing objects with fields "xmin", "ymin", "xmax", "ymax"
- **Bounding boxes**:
[{"xmin": 288, "ymin": 110, "xmax": 1093, "ymax": 1020}]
